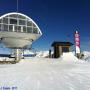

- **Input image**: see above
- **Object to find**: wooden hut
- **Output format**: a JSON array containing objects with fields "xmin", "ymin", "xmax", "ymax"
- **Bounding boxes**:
[{"xmin": 52, "ymin": 41, "xmax": 73, "ymax": 58}]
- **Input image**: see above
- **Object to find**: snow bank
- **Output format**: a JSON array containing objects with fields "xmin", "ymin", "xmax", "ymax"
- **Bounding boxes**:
[
  {"xmin": 23, "ymin": 50, "xmax": 52, "ymax": 58},
  {"xmin": 83, "ymin": 51, "xmax": 90, "ymax": 61},
  {"xmin": 36, "ymin": 51, "xmax": 49, "ymax": 58},
  {"xmin": 61, "ymin": 52, "xmax": 78, "ymax": 61},
  {"xmin": 24, "ymin": 50, "xmax": 35, "ymax": 55}
]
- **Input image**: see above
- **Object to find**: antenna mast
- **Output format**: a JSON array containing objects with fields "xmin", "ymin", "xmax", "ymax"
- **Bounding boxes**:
[{"xmin": 17, "ymin": 0, "xmax": 19, "ymax": 12}]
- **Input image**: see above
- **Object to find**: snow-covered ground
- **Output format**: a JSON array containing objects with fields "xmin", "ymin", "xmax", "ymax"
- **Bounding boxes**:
[
  {"xmin": 0, "ymin": 52, "xmax": 90, "ymax": 90},
  {"xmin": 83, "ymin": 51, "xmax": 90, "ymax": 61}
]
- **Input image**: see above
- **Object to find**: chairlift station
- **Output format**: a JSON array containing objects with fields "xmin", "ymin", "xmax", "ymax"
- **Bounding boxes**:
[{"xmin": 0, "ymin": 12, "xmax": 42, "ymax": 61}]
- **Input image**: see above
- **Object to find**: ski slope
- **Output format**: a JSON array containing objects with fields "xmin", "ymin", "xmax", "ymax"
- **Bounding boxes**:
[{"xmin": 0, "ymin": 52, "xmax": 90, "ymax": 90}]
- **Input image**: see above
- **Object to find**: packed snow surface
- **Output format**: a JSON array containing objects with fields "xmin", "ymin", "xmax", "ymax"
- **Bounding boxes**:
[{"xmin": 0, "ymin": 52, "xmax": 90, "ymax": 90}]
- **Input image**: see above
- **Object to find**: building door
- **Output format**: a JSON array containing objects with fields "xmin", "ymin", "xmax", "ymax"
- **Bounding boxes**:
[{"xmin": 62, "ymin": 47, "xmax": 69, "ymax": 52}]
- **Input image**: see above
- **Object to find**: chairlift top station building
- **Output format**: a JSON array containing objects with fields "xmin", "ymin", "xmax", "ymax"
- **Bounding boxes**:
[
  {"xmin": 0, "ymin": 12, "xmax": 42, "ymax": 48},
  {"xmin": 0, "ymin": 12, "xmax": 42, "ymax": 61}
]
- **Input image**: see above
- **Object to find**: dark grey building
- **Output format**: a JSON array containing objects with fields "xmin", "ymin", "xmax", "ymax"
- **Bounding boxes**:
[{"xmin": 52, "ymin": 41, "xmax": 73, "ymax": 58}]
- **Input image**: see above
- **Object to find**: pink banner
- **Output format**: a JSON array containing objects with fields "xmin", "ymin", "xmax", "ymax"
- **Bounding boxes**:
[
  {"xmin": 75, "ymin": 31, "xmax": 80, "ymax": 53},
  {"xmin": 75, "ymin": 31, "xmax": 80, "ymax": 47}
]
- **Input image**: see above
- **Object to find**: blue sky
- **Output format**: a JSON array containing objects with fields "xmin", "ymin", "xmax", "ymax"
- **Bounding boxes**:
[{"xmin": 0, "ymin": 0, "xmax": 90, "ymax": 53}]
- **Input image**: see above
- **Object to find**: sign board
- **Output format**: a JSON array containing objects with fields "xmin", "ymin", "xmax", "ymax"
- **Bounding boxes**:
[{"xmin": 75, "ymin": 31, "xmax": 80, "ymax": 53}]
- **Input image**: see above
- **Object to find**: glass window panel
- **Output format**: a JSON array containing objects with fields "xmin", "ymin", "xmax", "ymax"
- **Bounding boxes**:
[
  {"xmin": 0, "ymin": 19, "xmax": 2, "ymax": 23},
  {"xmin": 62, "ymin": 47, "xmax": 69, "ymax": 52},
  {"xmin": 19, "ymin": 20, "xmax": 26, "ymax": 25},
  {"xmin": 17, "ymin": 26, "xmax": 21, "ymax": 32},
  {"xmin": 3, "ymin": 18, "xmax": 8, "ymax": 24},
  {"xmin": 33, "ymin": 23, "xmax": 36, "ymax": 27},
  {"xmin": 0, "ymin": 19, "xmax": 3, "ymax": 24},
  {"xmin": 18, "ymin": 15, "xmax": 26, "ymax": 19},
  {"xmin": 27, "ymin": 21, "xmax": 32, "ymax": 26},
  {"xmin": 14, "ymin": 26, "xmax": 18, "ymax": 32},
  {"xmin": 5, "ymin": 15, "xmax": 8, "ymax": 18},
  {"xmin": 9, "ymin": 14, "xmax": 18, "ymax": 18},
  {"xmin": 9, "ymin": 25, "xmax": 13, "ymax": 32},
  {"xmin": 3, "ymin": 25, "xmax": 8, "ymax": 31},
  {"xmin": 1, "ymin": 24, "xmax": 4, "ymax": 30},
  {"xmin": 10, "ymin": 19, "xmax": 17, "ymax": 24},
  {"xmin": 23, "ymin": 26, "xmax": 27, "ymax": 33},
  {"xmin": 33, "ymin": 28, "xmax": 38, "ymax": 34},
  {"xmin": 27, "ymin": 27, "xmax": 32, "ymax": 33},
  {"xmin": 0, "ymin": 24, "xmax": 1, "ymax": 31}
]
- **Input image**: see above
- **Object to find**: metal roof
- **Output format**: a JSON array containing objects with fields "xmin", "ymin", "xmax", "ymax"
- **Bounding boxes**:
[{"xmin": 52, "ymin": 41, "xmax": 73, "ymax": 46}]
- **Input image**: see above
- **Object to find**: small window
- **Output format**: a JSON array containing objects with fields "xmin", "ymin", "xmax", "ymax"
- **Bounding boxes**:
[
  {"xmin": 10, "ymin": 19, "xmax": 17, "ymax": 24},
  {"xmin": 62, "ymin": 47, "xmax": 69, "ymax": 52},
  {"xmin": 0, "ymin": 24, "xmax": 1, "ymax": 31},
  {"xmin": 9, "ymin": 25, "xmax": 13, "ymax": 32},
  {"xmin": 9, "ymin": 14, "xmax": 18, "ymax": 18},
  {"xmin": 33, "ymin": 23, "xmax": 36, "ymax": 27},
  {"xmin": 3, "ymin": 25, "xmax": 8, "ymax": 31},
  {"xmin": 14, "ymin": 26, "xmax": 18, "ymax": 32},
  {"xmin": 0, "ymin": 19, "xmax": 2, "ymax": 23},
  {"xmin": 27, "ymin": 21, "xmax": 32, "ymax": 26},
  {"xmin": 1, "ymin": 24, "xmax": 3, "ymax": 30},
  {"xmin": 19, "ymin": 20, "xmax": 26, "ymax": 25},
  {"xmin": 17, "ymin": 26, "xmax": 21, "ymax": 32},
  {"xmin": 33, "ymin": 28, "xmax": 38, "ymax": 34},
  {"xmin": 3, "ymin": 18, "xmax": 8, "ymax": 24},
  {"xmin": 27, "ymin": 27, "xmax": 32, "ymax": 33},
  {"xmin": 18, "ymin": 15, "xmax": 26, "ymax": 19},
  {"xmin": 23, "ymin": 26, "xmax": 27, "ymax": 33}
]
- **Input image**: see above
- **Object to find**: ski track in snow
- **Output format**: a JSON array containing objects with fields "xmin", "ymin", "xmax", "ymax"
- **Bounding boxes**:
[{"xmin": 0, "ymin": 56, "xmax": 90, "ymax": 90}]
